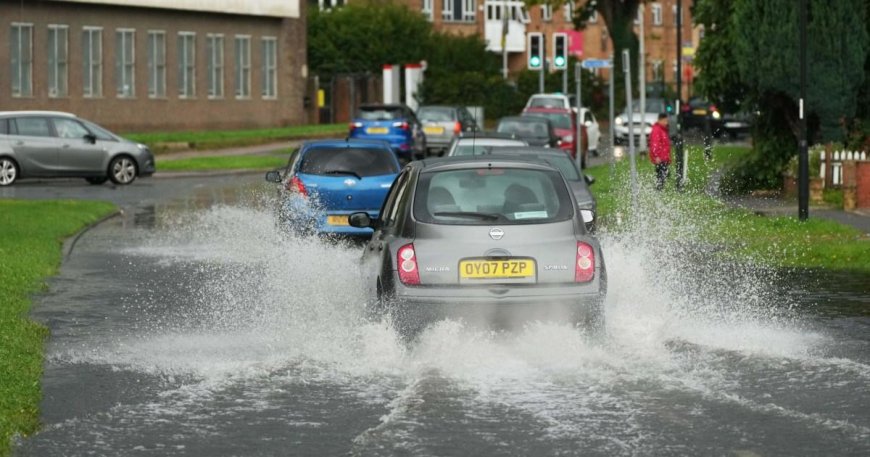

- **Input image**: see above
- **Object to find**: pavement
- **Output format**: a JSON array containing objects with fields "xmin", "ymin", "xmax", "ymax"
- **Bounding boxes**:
[{"xmin": 153, "ymin": 138, "xmax": 870, "ymax": 236}]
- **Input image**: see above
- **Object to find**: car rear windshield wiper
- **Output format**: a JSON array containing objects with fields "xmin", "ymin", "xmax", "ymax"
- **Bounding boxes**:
[
  {"xmin": 433, "ymin": 211, "xmax": 502, "ymax": 221},
  {"xmin": 322, "ymin": 170, "xmax": 362, "ymax": 180}
]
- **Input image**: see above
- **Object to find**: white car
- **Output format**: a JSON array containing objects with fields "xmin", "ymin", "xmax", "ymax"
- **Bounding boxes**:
[
  {"xmin": 524, "ymin": 93, "xmax": 573, "ymax": 110},
  {"xmin": 613, "ymin": 98, "xmax": 677, "ymax": 146},
  {"xmin": 579, "ymin": 108, "xmax": 601, "ymax": 156}
]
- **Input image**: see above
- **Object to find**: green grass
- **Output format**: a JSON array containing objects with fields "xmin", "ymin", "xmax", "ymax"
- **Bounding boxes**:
[
  {"xmin": 156, "ymin": 154, "xmax": 289, "ymax": 172},
  {"xmin": 123, "ymin": 123, "xmax": 347, "ymax": 154},
  {"xmin": 0, "ymin": 200, "xmax": 116, "ymax": 456},
  {"xmin": 586, "ymin": 146, "xmax": 870, "ymax": 273}
]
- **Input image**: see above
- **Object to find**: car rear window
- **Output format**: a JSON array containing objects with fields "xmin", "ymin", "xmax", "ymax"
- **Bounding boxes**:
[
  {"xmin": 528, "ymin": 97, "xmax": 565, "ymax": 109},
  {"xmin": 417, "ymin": 107, "xmax": 455, "ymax": 122},
  {"xmin": 524, "ymin": 112, "xmax": 571, "ymax": 129},
  {"xmin": 497, "ymin": 120, "xmax": 550, "ymax": 139},
  {"xmin": 414, "ymin": 167, "xmax": 573, "ymax": 225},
  {"xmin": 357, "ymin": 107, "xmax": 404, "ymax": 121},
  {"xmin": 299, "ymin": 147, "xmax": 398, "ymax": 177}
]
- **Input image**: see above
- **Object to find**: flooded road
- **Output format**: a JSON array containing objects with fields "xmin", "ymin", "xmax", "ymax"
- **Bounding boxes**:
[{"xmin": 16, "ymin": 175, "xmax": 870, "ymax": 456}]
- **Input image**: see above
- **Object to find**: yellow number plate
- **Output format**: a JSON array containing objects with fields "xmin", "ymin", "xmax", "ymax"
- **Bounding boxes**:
[
  {"xmin": 326, "ymin": 215, "xmax": 349, "ymax": 226},
  {"xmin": 366, "ymin": 127, "xmax": 389, "ymax": 134},
  {"xmin": 459, "ymin": 259, "xmax": 535, "ymax": 279},
  {"xmin": 424, "ymin": 126, "xmax": 445, "ymax": 135},
  {"xmin": 692, "ymin": 109, "xmax": 708, "ymax": 115}
]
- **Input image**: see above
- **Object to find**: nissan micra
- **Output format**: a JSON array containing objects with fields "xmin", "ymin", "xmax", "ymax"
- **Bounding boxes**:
[{"xmin": 349, "ymin": 157, "xmax": 607, "ymax": 339}]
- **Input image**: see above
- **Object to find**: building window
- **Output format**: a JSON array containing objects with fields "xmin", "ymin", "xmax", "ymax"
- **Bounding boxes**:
[
  {"xmin": 652, "ymin": 3, "xmax": 662, "ymax": 26},
  {"xmin": 564, "ymin": 2, "xmax": 573, "ymax": 22},
  {"xmin": 178, "ymin": 32, "xmax": 196, "ymax": 98},
  {"xmin": 10, "ymin": 23, "xmax": 33, "ymax": 97},
  {"xmin": 147, "ymin": 31, "xmax": 166, "ymax": 98},
  {"xmin": 317, "ymin": 0, "xmax": 344, "ymax": 10},
  {"xmin": 442, "ymin": 0, "xmax": 453, "ymax": 21},
  {"xmin": 235, "ymin": 35, "xmax": 251, "ymax": 99},
  {"xmin": 541, "ymin": 4, "xmax": 552, "ymax": 22},
  {"xmin": 422, "ymin": 0, "xmax": 433, "ymax": 21},
  {"xmin": 262, "ymin": 37, "xmax": 277, "ymax": 99},
  {"xmin": 652, "ymin": 59, "xmax": 663, "ymax": 81},
  {"xmin": 673, "ymin": 5, "xmax": 682, "ymax": 24},
  {"xmin": 115, "ymin": 29, "xmax": 135, "ymax": 98},
  {"xmin": 206, "ymin": 34, "xmax": 224, "ymax": 99},
  {"xmin": 463, "ymin": 0, "xmax": 476, "ymax": 21},
  {"xmin": 47, "ymin": 25, "xmax": 68, "ymax": 98},
  {"xmin": 83, "ymin": 27, "xmax": 103, "ymax": 97}
]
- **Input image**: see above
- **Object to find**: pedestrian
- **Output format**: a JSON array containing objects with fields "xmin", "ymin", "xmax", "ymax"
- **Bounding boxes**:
[{"xmin": 648, "ymin": 113, "xmax": 672, "ymax": 190}]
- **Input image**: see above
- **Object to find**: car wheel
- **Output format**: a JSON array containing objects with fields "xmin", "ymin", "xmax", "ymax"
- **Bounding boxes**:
[
  {"xmin": 108, "ymin": 156, "xmax": 137, "ymax": 185},
  {"xmin": 85, "ymin": 177, "xmax": 108, "ymax": 185},
  {"xmin": 0, "ymin": 157, "xmax": 19, "ymax": 186}
]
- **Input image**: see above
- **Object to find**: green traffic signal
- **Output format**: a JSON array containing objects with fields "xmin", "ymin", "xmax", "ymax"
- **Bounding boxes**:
[
  {"xmin": 530, "ymin": 56, "xmax": 542, "ymax": 68},
  {"xmin": 554, "ymin": 56, "xmax": 566, "ymax": 67}
]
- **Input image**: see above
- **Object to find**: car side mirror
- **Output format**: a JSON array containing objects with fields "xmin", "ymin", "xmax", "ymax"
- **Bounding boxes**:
[
  {"xmin": 265, "ymin": 170, "xmax": 282, "ymax": 183},
  {"xmin": 83, "ymin": 133, "xmax": 97, "ymax": 144},
  {"xmin": 584, "ymin": 175, "xmax": 595, "ymax": 185},
  {"xmin": 349, "ymin": 212, "xmax": 379, "ymax": 229}
]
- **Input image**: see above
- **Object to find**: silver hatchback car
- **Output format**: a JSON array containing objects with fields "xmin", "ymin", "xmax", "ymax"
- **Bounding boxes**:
[
  {"xmin": 0, "ymin": 111, "xmax": 155, "ymax": 186},
  {"xmin": 349, "ymin": 157, "xmax": 607, "ymax": 339}
]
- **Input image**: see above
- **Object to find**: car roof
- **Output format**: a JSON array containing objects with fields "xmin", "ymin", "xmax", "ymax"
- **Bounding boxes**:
[
  {"xmin": 523, "ymin": 107, "xmax": 573, "ymax": 114},
  {"xmin": 456, "ymin": 132, "xmax": 522, "ymax": 141},
  {"xmin": 498, "ymin": 115, "xmax": 550, "ymax": 123},
  {"xmin": 489, "ymin": 147, "xmax": 571, "ymax": 157},
  {"xmin": 301, "ymin": 138, "xmax": 393, "ymax": 149},
  {"xmin": 358, "ymin": 103, "xmax": 409, "ymax": 110},
  {"xmin": 0, "ymin": 110, "xmax": 76, "ymax": 118},
  {"xmin": 417, "ymin": 156, "xmax": 560, "ymax": 173}
]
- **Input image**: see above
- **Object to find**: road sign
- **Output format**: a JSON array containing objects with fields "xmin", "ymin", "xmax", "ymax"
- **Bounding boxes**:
[{"xmin": 581, "ymin": 59, "xmax": 612, "ymax": 69}]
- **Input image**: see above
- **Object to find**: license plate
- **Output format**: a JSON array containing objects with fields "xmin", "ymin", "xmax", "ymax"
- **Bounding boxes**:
[
  {"xmin": 366, "ymin": 127, "xmax": 389, "ymax": 134},
  {"xmin": 692, "ymin": 109, "xmax": 707, "ymax": 115},
  {"xmin": 459, "ymin": 259, "xmax": 535, "ymax": 279},
  {"xmin": 326, "ymin": 215, "xmax": 349, "ymax": 226},
  {"xmin": 424, "ymin": 126, "xmax": 445, "ymax": 135}
]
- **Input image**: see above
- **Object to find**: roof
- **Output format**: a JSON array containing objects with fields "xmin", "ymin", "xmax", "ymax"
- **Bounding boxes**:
[
  {"xmin": 0, "ymin": 110, "xmax": 76, "ymax": 117},
  {"xmin": 58, "ymin": 1, "xmax": 299, "ymax": 19},
  {"xmin": 523, "ymin": 107, "xmax": 573, "ymax": 114},
  {"xmin": 301, "ymin": 138, "xmax": 392, "ymax": 149}
]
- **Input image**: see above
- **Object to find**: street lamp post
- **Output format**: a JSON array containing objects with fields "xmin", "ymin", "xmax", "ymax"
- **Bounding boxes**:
[{"xmin": 798, "ymin": 0, "xmax": 809, "ymax": 220}]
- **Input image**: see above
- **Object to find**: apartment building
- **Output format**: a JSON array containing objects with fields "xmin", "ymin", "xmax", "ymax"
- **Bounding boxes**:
[{"xmin": 1, "ymin": 0, "xmax": 308, "ymax": 132}]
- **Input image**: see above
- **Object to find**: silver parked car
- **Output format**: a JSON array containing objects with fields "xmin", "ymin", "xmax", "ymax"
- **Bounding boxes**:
[
  {"xmin": 0, "ymin": 111, "xmax": 156, "ymax": 186},
  {"xmin": 349, "ymin": 157, "xmax": 607, "ymax": 340},
  {"xmin": 417, "ymin": 105, "xmax": 479, "ymax": 156}
]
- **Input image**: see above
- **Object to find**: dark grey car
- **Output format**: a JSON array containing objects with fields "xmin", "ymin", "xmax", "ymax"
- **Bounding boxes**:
[
  {"xmin": 349, "ymin": 157, "xmax": 607, "ymax": 340},
  {"xmin": 0, "ymin": 111, "xmax": 155, "ymax": 186}
]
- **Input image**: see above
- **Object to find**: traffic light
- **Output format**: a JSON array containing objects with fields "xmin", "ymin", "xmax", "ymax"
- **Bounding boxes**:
[
  {"xmin": 553, "ymin": 33, "xmax": 568, "ymax": 70},
  {"xmin": 527, "ymin": 32, "xmax": 543, "ymax": 70}
]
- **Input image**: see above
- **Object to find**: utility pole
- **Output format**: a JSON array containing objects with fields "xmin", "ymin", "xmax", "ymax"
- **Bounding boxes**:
[
  {"xmin": 541, "ymin": 36, "xmax": 547, "ymax": 93},
  {"xmin": 501, "ymin": 0, "xmax": 509, "ymax": 80},
  {"xmin": 639, "ymin": 4, "xmax": 647, "ymax": 152},
  {"xmin": 798, "ymin": 0, "xmax": 809, "ymax": 220},
  {"xmin": 675, "ymin": 0, "xmax": 685, "ymax": 188},
  {"xmin": 623, "ymin": 49, "xmax": 638, "ymax": 211}
]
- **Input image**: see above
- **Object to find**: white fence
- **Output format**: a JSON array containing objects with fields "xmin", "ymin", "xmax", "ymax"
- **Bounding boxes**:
[{"xmin": 822, "ymin": 149, "xmax": 868, "ymax": 187}]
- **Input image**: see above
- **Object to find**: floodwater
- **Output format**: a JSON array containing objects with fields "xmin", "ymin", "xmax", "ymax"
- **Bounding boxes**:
[{"xmin": 16, "ymin": 176, "xmax": 870, "ymax": 456}]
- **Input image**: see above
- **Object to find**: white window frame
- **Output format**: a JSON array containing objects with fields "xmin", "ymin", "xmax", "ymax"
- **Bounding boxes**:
[
  {"xmin": 261, "ymin": 36, "xmax": 277, "ymax": 99},
  {"xmin": 234, "ymin": 35, "xmax": 251, "ymax": 99},
  {"xmin": 462, "ymin": 0, "xmax": 476, "ymax": 22},
  {"xmin": 47, "ymin": 24, "xmax": 68, "ymax": 98},
  {"xmin": 652, "ymin": 3, "xmax": 663, "ymax": 26},
  {"xmin": 11, "ymin": 23, "xmax": 33, "ymax": 97},
  {"xmin": 115, "ymin": 28, "xmax": 135, "ymax": 98},
  {"xmin": 82, "ymin": 26, "xmax": 103, "ymax": 98},
  {"xmin": 178, "ymin": 31, "xmax": 196, "ymax": 98},
  {"xmin": 519, "ymin": 5, "xmax": 531, "ymax": 24},
  {"xmin": 422, "ymin": 0, "xmax": 433, "ymax": 21},
  {"xmin": 541, "ymin": 4, "xmax": 552, "ymax": 22},
  {"xmin": 206, "ymin": 33, "xmax": 224, "ymax": 99},
  {"xmin": 147, "ymin": 31, "xmax": 166, "ymax": 98},
  {"xmin": 442, "ymin": 0, "xmax": 454, "ymax": 21}
]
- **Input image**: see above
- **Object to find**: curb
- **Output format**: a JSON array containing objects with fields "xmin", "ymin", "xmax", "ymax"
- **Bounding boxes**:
[
  {"xmin": 62, "ymin": 209, "xmax": 123, "ymax": 260},
  {"xmin": 151, "ymin": 168, "xmax": 270, "ymax": 179}
]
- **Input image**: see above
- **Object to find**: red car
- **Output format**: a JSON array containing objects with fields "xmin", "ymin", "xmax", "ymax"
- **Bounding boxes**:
[{"xmin": 521, "ymin": 107, "xmax": 589, "ymax": 168}]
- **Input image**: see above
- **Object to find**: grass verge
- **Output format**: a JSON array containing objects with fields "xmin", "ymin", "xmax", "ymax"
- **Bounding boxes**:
[
  {"xmin": 0, "ymin": 200, "xmax": 116, "ymax": 456},
  {"xmin": 156, "ymin": 154, "xmax": 289, "ymax": 172},
  {"xmin": 586, "ymin": 145, "xmax": 870, "ymax": 273},
  {"xmin": 124, "ymin": 123, "xmax": 347, "ymax": 154}
]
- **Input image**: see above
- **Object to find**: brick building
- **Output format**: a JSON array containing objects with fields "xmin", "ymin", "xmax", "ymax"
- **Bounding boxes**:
[{"xmin": 0, "ymin": 0, "xmax": 308, "ymax": 132}]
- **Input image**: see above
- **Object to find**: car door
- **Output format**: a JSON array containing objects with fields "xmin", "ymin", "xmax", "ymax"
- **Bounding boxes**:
[
  {"xmin": 363, "ymin": 169, "xmax": 412, "ymax": 297},
  {"xmin": 8, "ymin": 117, "xmax": 58, "ymax": 176},
  {"xmin": 52, "ymin": 117, "xmax": 107, "ymax": 174},
  {"xmin": 583, "ymin": 110, "xmax": 600, "ymax": 151}
]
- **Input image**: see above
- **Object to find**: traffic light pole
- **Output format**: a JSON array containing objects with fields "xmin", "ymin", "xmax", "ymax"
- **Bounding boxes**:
[{"xmin": 575, "ymin": 61, "xmax": 582, "ymax": 170}]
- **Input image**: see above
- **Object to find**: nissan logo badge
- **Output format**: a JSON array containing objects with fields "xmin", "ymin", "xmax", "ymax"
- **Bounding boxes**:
[{"xmin": 489, "ymin": 227, "xmax": 504, "ymax": 240}]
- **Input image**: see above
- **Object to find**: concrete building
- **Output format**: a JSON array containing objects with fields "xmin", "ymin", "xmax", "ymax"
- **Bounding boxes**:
[{"xmin": 1, "ymin": 0, "xmax": 307, "ymax": 132}]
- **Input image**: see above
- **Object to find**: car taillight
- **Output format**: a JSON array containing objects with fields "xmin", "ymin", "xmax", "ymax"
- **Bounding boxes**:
[
  {"xmin": 575, "ymin": 242, "xmax": 595, "ymax": 282},
  {"xmin": 397, "ymin": 243, "xmax": 420, "ymax": 285},
  {"xmin": 710, "ymin": 104, "xmax": 718, "ymax": 112},
  {"xmin": 393, "ymin": 121, "xmax": 410, "ymax": 131},
  {"xmin": 453, "ymin": 122, "xmax": 461, "ymax": 134},
  {"xmin": 285, "ymin": 176, "xmax": 307, "ymax": 197},
  {"xmin": 349, "ymin": 122, "xmax": 362, "ymax": 132}
]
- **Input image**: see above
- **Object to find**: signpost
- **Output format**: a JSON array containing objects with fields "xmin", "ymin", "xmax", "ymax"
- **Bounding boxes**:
[{"xmin": 577, "ymin": 59, "xmax": 613, "ymax": 171}]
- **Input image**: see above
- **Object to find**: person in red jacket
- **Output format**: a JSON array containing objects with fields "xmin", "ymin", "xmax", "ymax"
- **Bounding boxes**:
[{"xmin": 648, "ymin": 113, "xmax": 672, "ymax": 190}]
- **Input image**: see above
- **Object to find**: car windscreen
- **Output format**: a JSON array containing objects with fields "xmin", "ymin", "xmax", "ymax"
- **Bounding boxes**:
[
  {"xmin": 497, "ymin": 120, "xmax": 550, "ymax": 139},
  {"xmin": 299, "ymin": 147, "xmax": 398, "ymax": 177},
  {"xmin": 524, "ymin": 112, "xmax": 571, "ymax": 129},
  {"xmin": 357, "ymin": 107, "xmax": 404, "ymax": 121},
  {"xmin": 414, "ymin": 167, "xmax": 573, "ymax": 225},
  {"xmin": 537, "ymin": 155, "xmax": 581, "ymax": 180},
  {"xmin": 417, "ymin": 107, "xmax": 455, "ymax": 122},
  {"xmin": 630, "ymin": 99, "xmax": 669, "ymax": 114}
]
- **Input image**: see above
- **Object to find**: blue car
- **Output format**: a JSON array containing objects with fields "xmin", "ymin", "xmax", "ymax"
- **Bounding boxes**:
[
  {"xmin": 265, "ymin": 139, "xmax": 401, "ymax": 237},
  {"xmin": 348, "ymin": 104, "xmax": 426, "ymax": 162}
]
